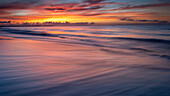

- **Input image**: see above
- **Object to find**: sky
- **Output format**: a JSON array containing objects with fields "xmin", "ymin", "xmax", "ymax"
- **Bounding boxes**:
[{"xmin": 0, "ymin": 0, "xmax": 170, "ymax": 24}]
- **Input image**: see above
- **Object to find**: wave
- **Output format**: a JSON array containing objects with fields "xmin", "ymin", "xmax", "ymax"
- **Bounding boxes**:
[
  {"xmin": 0, "ymin": 38, "xmax": 13, "ymax": 40},
  {"xmin": 100, "ymin": 48, "xmax": 132, "ymax": 55},
  {"xmin": 1, "ymin": 27, "xmax": 170, "ymax": 44},
  {"xmin": 105, "ymin": 37, "xmax": 170, "ymax": 44},
  {"xmin": 0, "ymin": 28, "xmax": 58, "ymax": 37},
  {"xmin": 150, "ymin": 54, "xmax": 170, "ymax": 60},
  {"xmin": 129, "ymin": 48, "xmax": 153, "ymax": 52}
]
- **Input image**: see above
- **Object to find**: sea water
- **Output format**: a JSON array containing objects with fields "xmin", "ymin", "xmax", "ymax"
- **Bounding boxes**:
[{"xmin": 0, "ymin": 25, "xmax": 170, "ymax": 96}]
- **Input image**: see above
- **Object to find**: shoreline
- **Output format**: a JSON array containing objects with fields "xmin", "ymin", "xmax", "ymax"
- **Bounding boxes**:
[{"xmin": 0, "ymin": 23, "xmax": 170, "ymax": 27}]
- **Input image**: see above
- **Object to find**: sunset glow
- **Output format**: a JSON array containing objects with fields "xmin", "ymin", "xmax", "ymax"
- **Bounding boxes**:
[{"xmin": 0, "ymin": 0, "xmax": 170, "ymax": 25}]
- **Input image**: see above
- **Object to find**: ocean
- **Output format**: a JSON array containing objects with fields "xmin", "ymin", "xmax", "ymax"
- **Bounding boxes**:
[{"xmin": 0, "ymin": 25, "xmax": 170, "ymax": 96}]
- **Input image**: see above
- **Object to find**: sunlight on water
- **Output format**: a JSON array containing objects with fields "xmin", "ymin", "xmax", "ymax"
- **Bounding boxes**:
[{"xmin": 0, "ymin": 25, "xmax": 170, "ymax": 96}]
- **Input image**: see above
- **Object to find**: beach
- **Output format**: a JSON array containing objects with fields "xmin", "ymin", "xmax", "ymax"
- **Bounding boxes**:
[{"xmin": 0, "ymin": 25, "xmax": 170, "ymax": 96}]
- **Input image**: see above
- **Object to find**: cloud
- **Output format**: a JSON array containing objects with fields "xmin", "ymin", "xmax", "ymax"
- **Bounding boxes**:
[
  {"xmin": 0, "ymin": 0, "xmax": 129, "ymax": 16},
  {"xmin": 80, "ymin": 13, "xmax": 104, "ymax": 16},
  {"xmin": 78, "ymin": 2, "xmax": 128, "ymax": 8},
  {"xmin": 68, "ymin": 5, "xmax": 104, "ymax": 11},
  {"xmin": 120, "ymin": 17, "xmax": 169, "ymax": 23},
  {"xmin": 0, "ymin": 1, "xmax": 40, "ymax": 11},
  {"xmin": 44, "ymin": 1, "xmax": 127, "ymax": 12},
  {"xmin": 42, "ymin": 0, "xmax": 127, "ymax": 12},
  {"xmin": 0, "ymin": 1, "xmax": 61, "ymax": 15},
  {"xmin": 0, "ymin": 16, "xmax": 27, "ymax": 20},
  {"xmin": 0, "ymin": 0, "xmax": 169, "ymax": 23},
  {"xmin": 0, "ymin": 11, "xmax": 11, "ymax": 15},
  {"xmin": 0, "ymin": 2, "xmax": 35, "ymax": 16},
  {"xmin": 44, "ymin": 7, "xmax": 66, "ymax": 11},
  {"xmin": 43, "ymin": 3, "xmax": 104, "ymax": 12},
  {"xmin": 110, "ymin": 3, "xmax": 170, "ymax": 11},
  {"xmin": 41, "ymin": 3, "xmax": 78, "ymax": 12},
  {"xmin": 0, "ymin": 4, "xmax": 31, "ymax": 10},
  {"xmin": 83, "ymin": 0, "xmax": 106, "ymax": 4}
]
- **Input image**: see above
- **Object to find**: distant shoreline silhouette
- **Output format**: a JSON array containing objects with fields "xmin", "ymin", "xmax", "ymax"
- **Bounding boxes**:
[
  {"xmin": 0, "ymin": 21, "xmax": 170, "ymax": 27},
  {"xmin": 0, "ymin": 21, "xmax": 96, "ymax": 27}
]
